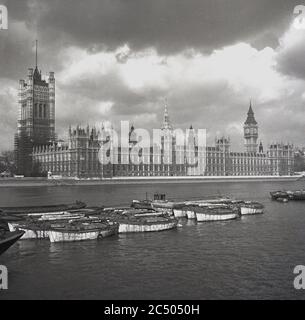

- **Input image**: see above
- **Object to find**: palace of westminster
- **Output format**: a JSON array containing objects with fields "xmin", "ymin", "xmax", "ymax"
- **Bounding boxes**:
[{"xmin": 14, "ymin": 60, "xmax": 294, "ymax": 178}]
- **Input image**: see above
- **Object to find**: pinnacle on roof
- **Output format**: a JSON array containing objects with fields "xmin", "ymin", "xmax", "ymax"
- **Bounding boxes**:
[
  {"xmin": 244, "ymin": 100, "xmax": 257, "ymax": 125},
  {"xmin": 161, "ymin": 100, "xmax": 173, "ymax": 130}
]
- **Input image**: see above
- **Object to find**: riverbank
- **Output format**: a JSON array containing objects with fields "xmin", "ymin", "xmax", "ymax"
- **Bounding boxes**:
[{"xmin": 0, "ymin": 175, "xmax": 301, "ymax": 187}]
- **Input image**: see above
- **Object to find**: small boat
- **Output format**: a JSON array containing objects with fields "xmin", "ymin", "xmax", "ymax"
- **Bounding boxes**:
[
  {"xmin": 37, "ymin": 213, "xmax": 86, "ymax": 221},
  {"xmin": 270, "ymin": 191, "xmax": 289, "ymax": 200},
  {"xmin": 0, "ymin": 230, "xmax": 25, "ymax": 255},
  {"xmin": 0, "ymin": 201, "xmax": 86, "ymax": 215},
  {"xmin": 132, "ymin": 193, "xmax": 167, "ymax": 210},
  {"xmin": 195, "ymin": 205, "xmax": 238, "ymax": 222},
  {"xmin": 117, "ymin": 216, "xmax": 178, "ymax": 233},
  {"xmin": 276, "ymin": 197, "xmax": 288, "ymax": 203},
  {"xmin": 7, "ymin": 209, "xmax": 105, "ymax": 240},
  {"xmin": 48, "ymin": 220, "xmax": 118, "ymax": 243},
  {"xmin": 101, "ymin": 208, "xmax": 178, "ymax": 233},
  {"xmin": 240, "ymin": 202, "xmax": 264, "ymax": 215},
  {"xmin": 270, "ymin": 190, "xmax": 305, "ymax": 201}
]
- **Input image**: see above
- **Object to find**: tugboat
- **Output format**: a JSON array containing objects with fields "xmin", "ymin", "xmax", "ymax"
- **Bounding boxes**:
[
  {"xmin": 131, "ymin": 192, "xmax": 156, "ymax": 210},
  {"xmin": 132, "ymin": 193, "xmax": 183, "ymax": 214},
  {"xmin": 0, "ymin": 229, "xmax": 25, "ymax": 255}
]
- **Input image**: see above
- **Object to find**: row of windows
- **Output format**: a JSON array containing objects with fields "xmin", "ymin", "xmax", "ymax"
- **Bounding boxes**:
[{"xmin": 34, "ymin": 103, "xmax": 48, "ymax": 119}]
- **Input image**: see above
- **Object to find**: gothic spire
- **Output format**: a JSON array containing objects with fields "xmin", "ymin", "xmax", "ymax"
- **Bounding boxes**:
[
  {"xmin": 161, "ymin": 99, "xmax": 173, "ymax": 130},
  {"xmin": 35, "ymin": 39, "xmax": 38, "ymax": 68},
  {"xmin": 33, "ymin": 40, "xmax": 42, "ymax": 83},
  {"xmin": 244, "ymin": 100, "xmax": 257, "ymax": 125}
]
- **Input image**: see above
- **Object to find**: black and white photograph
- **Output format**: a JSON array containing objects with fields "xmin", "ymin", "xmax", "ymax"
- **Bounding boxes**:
[{"xmin": 1, "ymin": 0, "xmax": 305, "ymax": 306}]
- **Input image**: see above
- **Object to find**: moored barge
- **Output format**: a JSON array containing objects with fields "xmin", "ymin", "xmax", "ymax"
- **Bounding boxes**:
[
  {"xmin": 195, "ymin": 205, "xmax": 239, "ymax": 222},
  {"xmin": 48, "ymin": 220, "xmax": 118, "ymax": 243},
  {"xmin": 101, "ymin": 208, "xmax": 178, "ymax": 233},
  {"xmin": 240, "ymin": 202, "xmax": 264, "ymax": 215},
  {"xmin": 270, "ymin": 190, "xmax": 305, "ymax": 201}
]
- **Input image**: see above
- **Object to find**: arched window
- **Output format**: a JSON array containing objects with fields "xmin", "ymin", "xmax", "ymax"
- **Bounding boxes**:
[
  {"xmin": 39, "ymin": 104, "xmax": 42, "ymax": 118},
  {"xmin": 43, "ymin": 104, "xmax": 47, "ymax": 118},
  {"xmin": 34, "ymin": 103, "xmax": 38, "ymax": 118}
]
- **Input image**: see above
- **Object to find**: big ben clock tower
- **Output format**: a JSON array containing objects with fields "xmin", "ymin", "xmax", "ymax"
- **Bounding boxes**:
[{"xmin": 244, "ymin": 101, "xmax": 258, "ymax": 153}]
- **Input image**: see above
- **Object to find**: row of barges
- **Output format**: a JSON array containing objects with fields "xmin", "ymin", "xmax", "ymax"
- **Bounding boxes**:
[
  {"xmin": 0, "ymin": 195, "xmax": 264, "ymax": 255},
  {"xmin": 132, "ymin": 194, "xmax": 264, "ymax": 221}
]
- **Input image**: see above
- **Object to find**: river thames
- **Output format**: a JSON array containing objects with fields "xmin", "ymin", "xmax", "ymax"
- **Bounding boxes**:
[{"xmin": 1, "ymin": 180, "xmax": 305, "ymax": 299}]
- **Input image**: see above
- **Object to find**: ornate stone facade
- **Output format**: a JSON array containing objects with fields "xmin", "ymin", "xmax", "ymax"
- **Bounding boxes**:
[
  {"xmin": 31, "ymin": 104, "xmax": 294, "ymax": 178},
  {"xmin": 15, "ymin": 60, "xmax": 55, "ymax": 176}
]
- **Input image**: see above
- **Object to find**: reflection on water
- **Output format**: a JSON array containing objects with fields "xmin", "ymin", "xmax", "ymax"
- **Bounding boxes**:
[{"xmin": 1, "ymin": 180, "xmax": 305, "ymax": 299}]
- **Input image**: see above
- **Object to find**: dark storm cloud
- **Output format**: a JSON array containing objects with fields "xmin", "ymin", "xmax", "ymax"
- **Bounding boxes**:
[
  {"xmin": 4, "ymin": 0, "xmax": 301, "ymax": 53},
  {"xmin": 41, "ymin": 0, "xmax": 301, "ymax": 53},
  {"xmin": 0, "ymin": 0, "xmax": 300, "ymax": 80}
]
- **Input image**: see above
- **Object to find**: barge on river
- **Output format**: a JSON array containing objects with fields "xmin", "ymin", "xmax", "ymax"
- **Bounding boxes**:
[
  {"xmin": 239, "ymin": 202, "xmax": 264, "ymax": 215},
  {"xmin": 101, "ymin": 208, "xmax": 178, "ymax": 233},
  {"xmin": 195, "ymin": 205, "xmax": 239, "ymax": 222},
  {"xmin": 48, "ymin": 220, "xmax": 118, "ymax": 243},
  {"xmin": 270, "ymin": 190, "xmax": 305, "ymax": 201}
]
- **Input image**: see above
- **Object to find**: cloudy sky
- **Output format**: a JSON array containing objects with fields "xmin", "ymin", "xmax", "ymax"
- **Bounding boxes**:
[{"xmin": 0, "ymin": 0, "xmax": 305, "ymax": 151}]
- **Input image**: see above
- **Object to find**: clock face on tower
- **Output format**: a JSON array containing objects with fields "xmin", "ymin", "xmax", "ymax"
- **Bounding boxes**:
[{"xmin": 245, "ymin": 128, "xmax": 250, "ymax": 134}]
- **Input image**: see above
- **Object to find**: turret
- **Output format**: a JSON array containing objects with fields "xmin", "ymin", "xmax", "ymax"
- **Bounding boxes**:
[{"xmin": 161, "ymin": 100, "xmax": 173, "ymax": 131}]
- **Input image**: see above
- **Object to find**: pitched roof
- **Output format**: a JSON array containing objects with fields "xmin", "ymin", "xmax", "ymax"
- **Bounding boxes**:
[{"xmin": 244, "ymin": 102, "xmax": 257, "ymax": 125}]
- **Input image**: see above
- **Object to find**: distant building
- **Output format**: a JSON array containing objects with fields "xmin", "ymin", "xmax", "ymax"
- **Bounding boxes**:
[
  {"xmin": 16, "ymin": 54, "xmax": 294, "ymax": 178},
  {"xmin": 31, "ymin": 102, "xmax": 294, "ymax": 178},
  {"xmin": 14, "ymin": 45, "xmax": 55, "ymax": 176}
]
